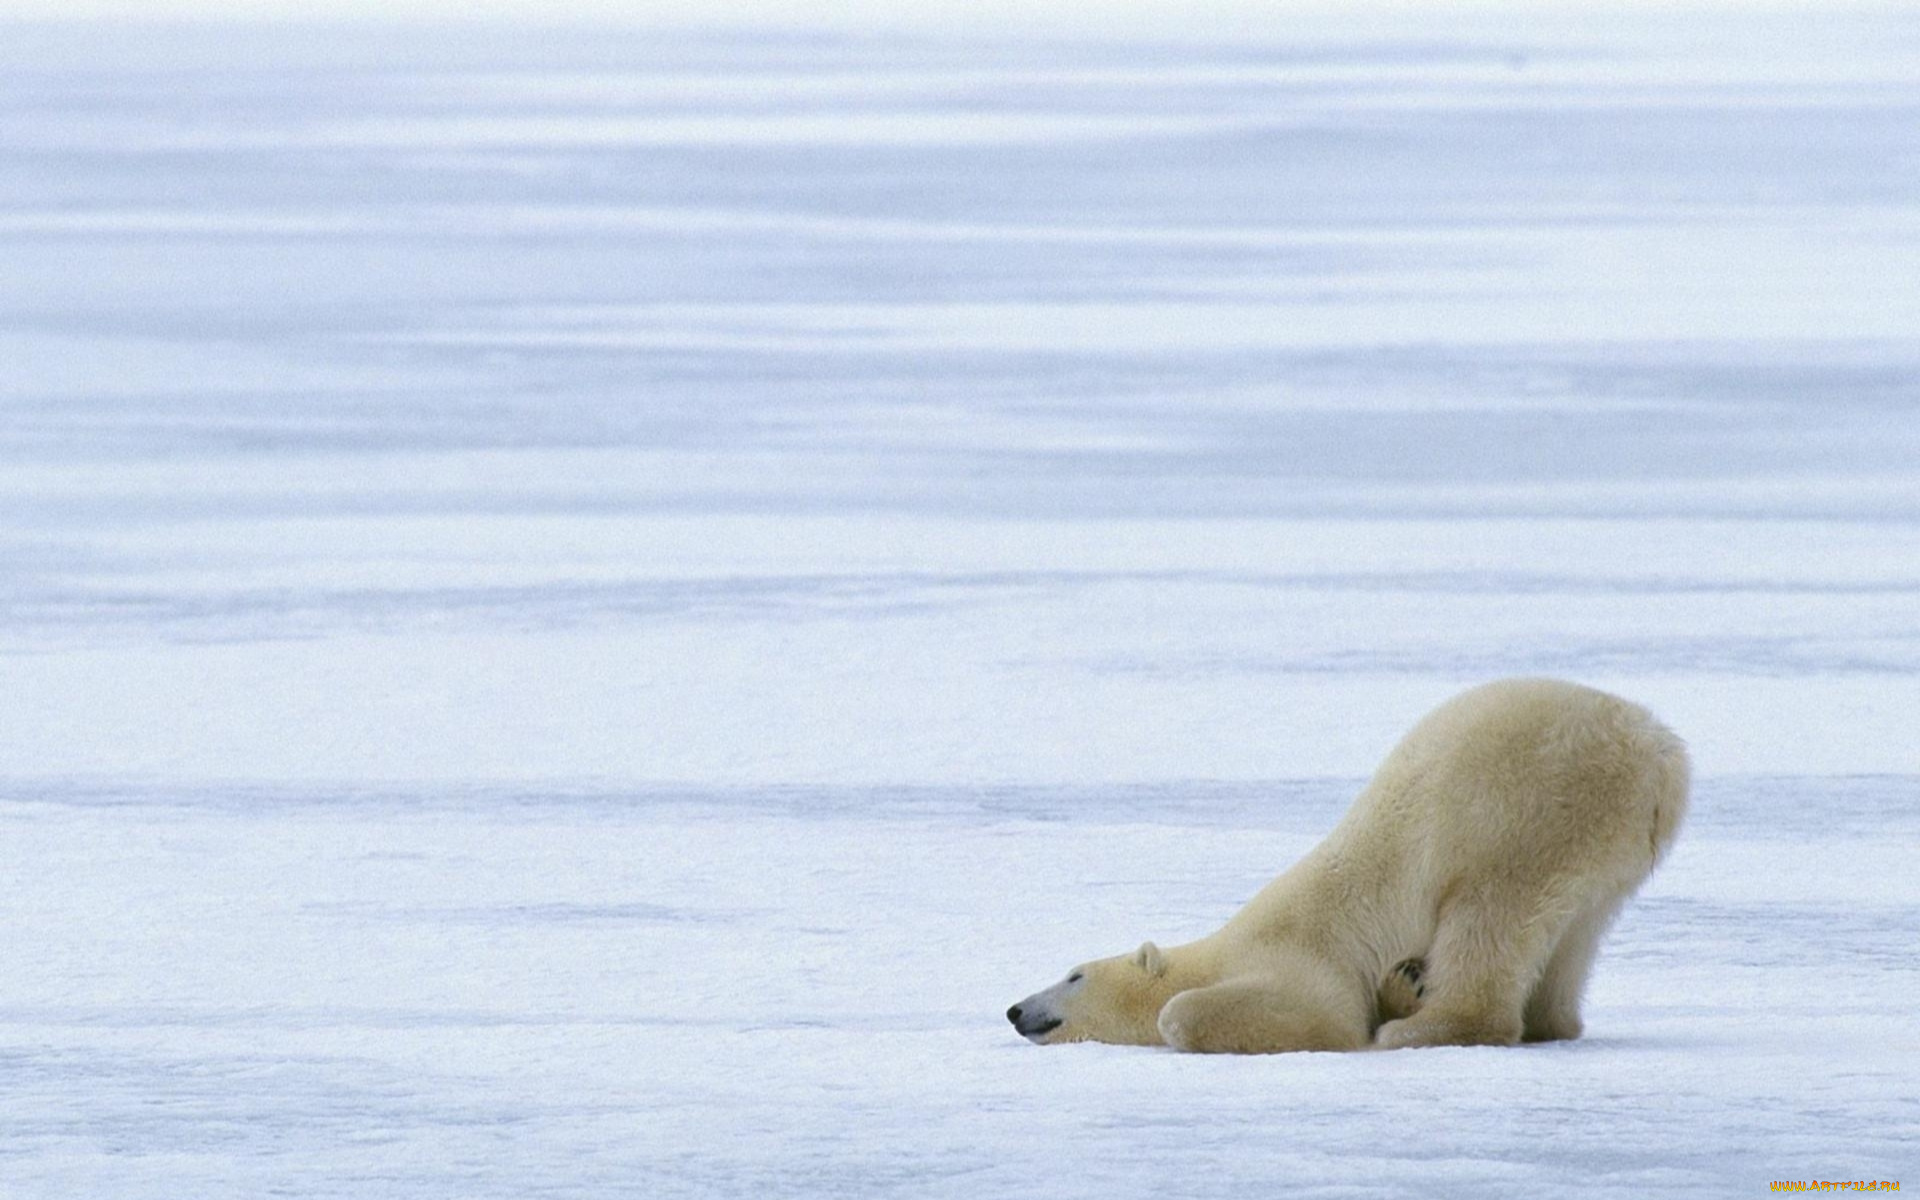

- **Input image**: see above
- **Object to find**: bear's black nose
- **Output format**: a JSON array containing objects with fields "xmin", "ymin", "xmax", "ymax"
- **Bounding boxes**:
[{"xmin": 1007, "ymin": 1005, "xmax": 1023, "ymax": 1026}]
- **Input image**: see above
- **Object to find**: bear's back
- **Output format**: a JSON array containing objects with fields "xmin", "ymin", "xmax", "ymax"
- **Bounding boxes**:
[{"xmin": 1335, "ymin": 678, "xmax": 1685, "ymax": 892}]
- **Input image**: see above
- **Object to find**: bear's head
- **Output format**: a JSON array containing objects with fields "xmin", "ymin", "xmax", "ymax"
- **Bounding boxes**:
[{"xmin": 1007, "ymin": 941, "xmax": 1178, "ymax": 1045}]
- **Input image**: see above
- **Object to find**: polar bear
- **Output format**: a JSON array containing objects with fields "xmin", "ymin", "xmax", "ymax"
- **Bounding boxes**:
[{"xmin": 1006, "ymin": 678, "xmax": 1688, "ymax": 1053}]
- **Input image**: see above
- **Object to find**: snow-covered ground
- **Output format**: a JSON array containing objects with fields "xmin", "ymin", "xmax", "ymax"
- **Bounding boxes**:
[{"xmin": 2, "ymin": 5, "xmax": 1917, "ymax": 1196}]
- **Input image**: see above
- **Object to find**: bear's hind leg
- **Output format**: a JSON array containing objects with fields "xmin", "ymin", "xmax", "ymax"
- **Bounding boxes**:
[
  {"xmin": 1375, "ymin": 883, "xmax": 1577, "ymax": 1050},
  {"xmin": 1522, "ymin": 893, "xmax": 1627, "ymax": 1043},
  {"xmin": 1157, "ymin": 977, "xmax": 1368, "ymax": 1055}
]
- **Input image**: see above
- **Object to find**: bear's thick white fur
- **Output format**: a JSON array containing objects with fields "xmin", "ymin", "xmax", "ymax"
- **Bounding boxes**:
[{"xmin": 1007, "ymin": 678, "xmax": 1689, "ymax": 1053}]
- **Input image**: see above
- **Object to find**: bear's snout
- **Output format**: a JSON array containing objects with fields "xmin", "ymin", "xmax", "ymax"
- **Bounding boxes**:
[{"xmin": 1007, "ymin": 1002, "xmax": 1062, "ymax": 1041}]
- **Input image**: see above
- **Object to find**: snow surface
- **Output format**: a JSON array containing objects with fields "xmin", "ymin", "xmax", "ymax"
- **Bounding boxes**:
[{"xmin": 2, "ymin": 5, "xmax": 1917, "ymax": 1196}]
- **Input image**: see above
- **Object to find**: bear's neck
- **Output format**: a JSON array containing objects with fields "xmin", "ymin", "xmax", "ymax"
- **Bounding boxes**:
[{"xmin": 1159, "ymin": 937, "xmax": 1237, "ymax": 991}]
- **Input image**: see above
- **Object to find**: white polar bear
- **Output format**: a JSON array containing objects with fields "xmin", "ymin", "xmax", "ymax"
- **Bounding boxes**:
[{"xmin": 1007, "ymin": 678, "xmax": 1689, "ymax": 1053}]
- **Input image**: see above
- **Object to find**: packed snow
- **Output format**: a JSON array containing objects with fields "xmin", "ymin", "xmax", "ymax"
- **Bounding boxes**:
[{"xmin": 1, "ymin": 5, "xmax": 1916, "ymax": 1196}]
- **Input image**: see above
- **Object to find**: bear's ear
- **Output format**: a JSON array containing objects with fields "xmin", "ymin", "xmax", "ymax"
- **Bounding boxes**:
[{"xmin": 1132, "ymin": 941, "xmax": 1168, "ymax": 977}]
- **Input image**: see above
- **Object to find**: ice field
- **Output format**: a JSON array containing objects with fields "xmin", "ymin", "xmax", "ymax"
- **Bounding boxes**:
[{"xmin": 2, "ymin": 4, "xmax": 1918, "ymax": 1196}]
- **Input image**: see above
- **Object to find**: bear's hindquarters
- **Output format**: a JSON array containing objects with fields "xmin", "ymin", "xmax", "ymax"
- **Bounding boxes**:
[{"xmin": 1377, "ymin": 701, "xmax": 1690, "ymax": 1051}]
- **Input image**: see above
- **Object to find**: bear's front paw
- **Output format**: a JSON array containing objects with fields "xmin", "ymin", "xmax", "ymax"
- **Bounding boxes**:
[
  {"xmin": 1376, "ymin": 957, "xmax": 1427, "ymax": 1023},
  {"xmin": 1155, "ymin": 993, "xmax": 1206, "ymax": 1052}
]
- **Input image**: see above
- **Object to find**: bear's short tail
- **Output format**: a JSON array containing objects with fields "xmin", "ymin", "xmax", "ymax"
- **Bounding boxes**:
[{"xmin": 1637, "ymin": 718, "xmax": 1691, "ymax": 868}]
